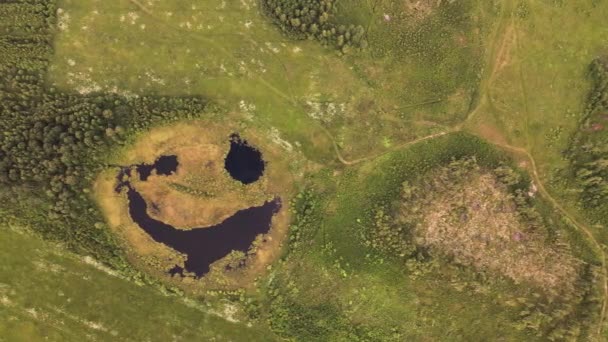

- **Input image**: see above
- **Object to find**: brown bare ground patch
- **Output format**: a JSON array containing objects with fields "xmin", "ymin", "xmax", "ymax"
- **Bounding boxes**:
[
  {"xmin": 403, "ymin": 0, "xmax": 442, "ymax": 21},
  {"xmin": 416, "ymin": 170, "xmax": 580, "ymax": 294},
  {"xmin": 492, "ymin": 22, "xmax": 517, "ymax": 79},
  {"xmin": 94, "ymin": 119, "xmax": 300, "ymax": 291},
  {"xmin": 475, "ymin": 123, "xmax": 509, "ymax": 146}
]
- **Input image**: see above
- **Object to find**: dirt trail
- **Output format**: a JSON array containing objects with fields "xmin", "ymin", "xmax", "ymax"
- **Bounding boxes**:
[
  {"xmin": 468, "ymin": 3, "xmax": 607, "ymax": 336},
  {"xmin": 331, "ymin": 129, "xmax": 455, "ymax": 166},
  {"xmin": 486, "ymin": 141, "xmax": 608, "ymax": 340}
]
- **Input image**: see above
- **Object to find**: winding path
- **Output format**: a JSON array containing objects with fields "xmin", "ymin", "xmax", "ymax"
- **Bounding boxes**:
[{"xmin": 487, "ymin": 141, "xmax": 608, "ymax": 340}]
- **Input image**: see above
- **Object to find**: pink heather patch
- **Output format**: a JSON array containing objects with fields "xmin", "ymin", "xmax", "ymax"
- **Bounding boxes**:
[{"xmin": 512, "ymin": 232, "xmax": 523, "ymax": 242}]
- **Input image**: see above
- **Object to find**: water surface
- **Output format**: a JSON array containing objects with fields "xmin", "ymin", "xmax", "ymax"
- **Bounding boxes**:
[
  {"xmin": 224, "ymin": 134, "xmax": 265, "ymax": 184},
  {"xmin": 116, "ymin": 152, "xmax": 280, "ymax": 277}
]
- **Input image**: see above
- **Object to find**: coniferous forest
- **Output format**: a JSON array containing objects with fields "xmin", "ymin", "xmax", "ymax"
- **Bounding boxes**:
[{"xmin": 0, "ymin": 0, "xmax": 209, "ymax": 266}]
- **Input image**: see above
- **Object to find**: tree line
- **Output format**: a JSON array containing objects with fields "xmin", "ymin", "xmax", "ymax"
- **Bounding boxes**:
[
  {"xmin": 0, "ymin": 0, "xmax": 211, "ymax": 265},
  {"xmin": 260, "ymin": 0, "xmax": 368, "ymax": 53},
  {"xmin": 567, "ymin": 57, "xmax": 608, "ymax": 217}
]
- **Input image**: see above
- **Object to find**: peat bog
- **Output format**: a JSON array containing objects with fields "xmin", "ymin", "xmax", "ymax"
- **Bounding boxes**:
[{"xmin": 116, "ymin": 136, "xmax": 279, "ymax": 277}]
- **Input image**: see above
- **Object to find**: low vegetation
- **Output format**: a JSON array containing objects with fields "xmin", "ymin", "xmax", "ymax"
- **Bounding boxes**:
[{"xmin": 0, "ymin": 225, "xmax": 276, "ymax": 341}]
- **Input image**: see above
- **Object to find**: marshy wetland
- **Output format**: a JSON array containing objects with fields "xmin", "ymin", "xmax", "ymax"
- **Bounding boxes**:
[
  {"xmin": 95, "ymin": 122, "xmax": 295, "ymax": 289},
  {"xmin": 113, "ymin": 134, "xmax": 280, "ymax": 277}
]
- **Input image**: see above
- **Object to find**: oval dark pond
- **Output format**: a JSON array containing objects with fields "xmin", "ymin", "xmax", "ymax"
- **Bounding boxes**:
[
  {"xmin": 224, "ymin": 134, "xmax": 265, "ymax": 184},
  {"xmin": 116, "ymin": 154, "xmax": 281, "ymax": 277}
]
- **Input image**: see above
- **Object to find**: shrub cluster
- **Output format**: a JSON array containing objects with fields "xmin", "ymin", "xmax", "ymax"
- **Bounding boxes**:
[
  {"xmin": 568, "ymin": 57, "xmax": 608, "ymax": 208},
  {"xmin": 260, "ymin": 0, "xmax": 367, "ymax": 53}
]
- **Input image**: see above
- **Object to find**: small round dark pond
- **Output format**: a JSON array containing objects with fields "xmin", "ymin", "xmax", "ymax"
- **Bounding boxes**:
[
  {"xmin": 136, "ymin": 155, "xmax": 178, "ymax": 181},
  {"xmin": 224, "ymin": 134, "xmax": 265, "ymax": 184},
  {"xmin": 116, "ymin": 153, "xmax": 280, "ymax": 277}
]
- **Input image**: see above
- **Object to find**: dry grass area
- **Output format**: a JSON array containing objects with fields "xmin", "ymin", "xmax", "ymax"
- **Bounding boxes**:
[
  {"xmin": 403, "ymin": 0, "xmax": 442, "ymax": 20},
  {"xmin": 402, "ymin": 160, "xmax": 581, "ymax": 295},
  {"xmin": 94, "ymin": 170, "xmax": 186, "ymax": 273},
  {"xmin": 93, "ymin": 120, "xmax": 300, "ymax": 291},
  {"xmin": 132, "ymin": 143, "xmax": 269, "ymax": 229}
]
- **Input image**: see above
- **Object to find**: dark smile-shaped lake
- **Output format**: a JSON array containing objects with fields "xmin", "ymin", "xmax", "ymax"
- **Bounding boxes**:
[{"xmin": 116, "ymin": 139, "xmax": 280, "ymax": 277}]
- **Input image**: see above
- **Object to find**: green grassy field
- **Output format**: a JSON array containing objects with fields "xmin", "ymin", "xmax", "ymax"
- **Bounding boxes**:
[
  {"xmin": 470, "ymin": 0, "xmax": 608, "ymax": 160},
  {"xmin": 464, "ymin": 0, "xmax": 608, "ymax": 248},
  {"xmin": 0, "ymin": 225, "xmax": 276, "ymax": 341},
  {"xmin": 49, "ymin": 0, "xmax": 487, "ymax": 160}
]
